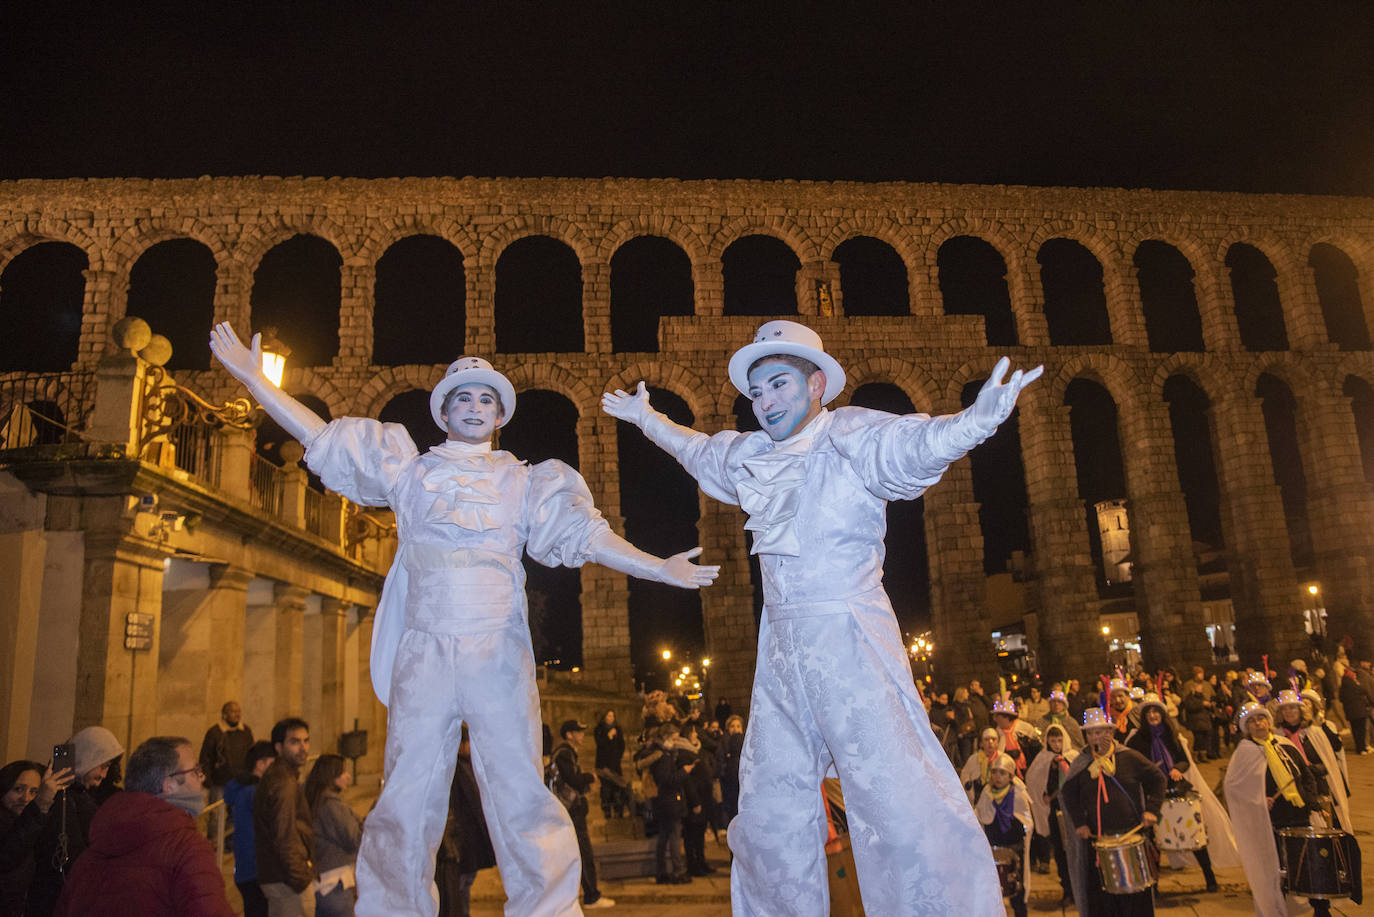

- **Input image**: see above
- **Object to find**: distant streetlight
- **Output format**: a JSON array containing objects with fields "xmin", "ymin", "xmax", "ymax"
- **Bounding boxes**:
[
  {"xmin": 1308, "ymin": 584, "xmax": 1320, "ymax": 596},
  {"xmin": 662, "ymin": 649, "xmax": 672, "ymax": 661},
  {"xmin": 702, "ymin": 658, "xmax": 711, "ymax": 668},
  {"xmin": 1101, "ymin": 625, "xmax": 1111, "ymax": 635}
]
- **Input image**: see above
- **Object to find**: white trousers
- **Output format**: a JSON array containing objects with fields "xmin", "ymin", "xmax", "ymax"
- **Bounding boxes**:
[
  {"xmin": 728, "ymin": 601, "xmax": 1004, "ymax": 917},
  {"xmin": 355, "ymin": 624, "xmax": 583, "ymax": 917}
]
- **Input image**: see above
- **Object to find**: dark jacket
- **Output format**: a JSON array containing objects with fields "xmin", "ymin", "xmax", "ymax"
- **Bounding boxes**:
[
  {"xmin": 593, "ymin": 721, "xmax": 625, "ymax": 774},
  {"xmin": 253, "ymin": 759, "xmax": 314, "ymax": 892},
  {"xmin": 52, "ymin": 791, "xmax": 233, "ymax": 917},
  {"xmin": 680, "ymin": 763, "xmax": 714, "ymax": 824},
  {"xmin": 717, "ymin": 733, "xmax": 744, "ymax": 784},
  {"xmin": 311, "ymin": 793, "xmax": 361, "ymax": 876},
  {"xmin": 438, "ymin": 753, "xmax": 496, "ymax": 874},
  {"xmin": 551, "ymin": 741, "xmax": 594, "ymax": 819},
  {"xmin": 1062, "ymin": 745, "xmax": 1166, "ymax": 836},
  {"xmin": 1179, "ymin": 691, "xmax": 1212, "ymax": 733},
  {"xmin": 198, "ymin": 724, "xmax": 255, "ymax": 788},
  {"xmin": 28, "ymin": 784, "xmax": 105, "ymax": 917},
  {"xmin": 649, "ymin": 747, "xmax": 685, "ymax": 820},
  {"xmin": 221, "ymin": 776, "xmax": 259, "ymax": 884},
  {"xmin": 0, "ymin": 801, "xmax": 45, "ymax": 917},
  {"xmin": 1340, "ymin": 673, "xmax": 1371, "ymax": 719}
]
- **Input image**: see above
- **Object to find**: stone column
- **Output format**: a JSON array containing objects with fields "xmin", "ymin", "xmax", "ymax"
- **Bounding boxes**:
[
  {"xmin": 243, "ymin": 587, "xmax": 278, "ymax": 735},
  {"xmin": 318, "ymin": 597, "xmax": 349, "ymax": 755},
  {"xmin": 1009, "ymin": 255, "xmax": 1051, "ymax": 347},
  {"xmin": 1117, "ymin": 400, "xmax": 1213, "ymax": 668},
  {"xmin": 353, "ymin": 611, "xmax": 386, "ymax": 783},
  {"xmin": 583, "ymin": 260, "xmax": 612, "ymax": 352},
  {"xmin": 337, "ymin": 263, "xmax": 375, "ymax": 368},
  {"xmin": 926, "ymin": 461, "xmax": 993, "ymax": 688},
  {"xmin": 1194, "ymin": 259, "xmax": 1244, "ymax": 351},
  {"xmin": 75, "ymin": 528, "xmax": 170, "ymax": 754},
  {"xmin": 156, "ymin": 562, "xmax": 252, "ymax": 741},
  {"xmin": 273, "ymin": 584, "xmax": 310, "ymax": 718},
  {"xmin": 1299, "ymin": 387, "xmax": 1374, "ymax": 644},
  {"xmin": 1209, "ymin": 392, "xmax": 1307, "ymax": 662},
  {"xmin": 76, "ymin": 268, "xmax": 119, "ymax": 367},
  {"xmin": 1019, "ymin": 393, "xmax": 1103, "ymax": 678},
  {"xmin": 697, "ymin": 498, "xmax": 757, "ymax": 713},
  {"xmin": 796, "ymin": 260, "xmax": 827, "ymax": 316},
  {"xmin": 1280, "ymin": 261, "xmax": 1332, "ymax": 351},
  {"xmin": 0, "ymin": 527, "xmax": 45, "ymax": 762}
]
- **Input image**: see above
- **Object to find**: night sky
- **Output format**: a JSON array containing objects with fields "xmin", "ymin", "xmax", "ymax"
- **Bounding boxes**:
[
  {"xmin": 4, "ymin": 4, "xmax": 1372, "ymax": 680},
  {"xmin": 2, "ymin": 5, "xmax": 1372, "ymax": 194}
]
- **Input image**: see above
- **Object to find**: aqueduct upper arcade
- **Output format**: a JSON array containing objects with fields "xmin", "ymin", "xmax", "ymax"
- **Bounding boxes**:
[{"xmin": 3, "ymin": 175, "xmax": 1374, "ymax": 701}]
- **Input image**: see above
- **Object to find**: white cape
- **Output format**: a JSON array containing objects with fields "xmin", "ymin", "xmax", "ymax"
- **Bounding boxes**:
[
  {"xmin": 975, "ymin": 781, "xmax": 1034, "ymax": 907},
  {"xmin": 1223, "ymin": 738, "xmax": 1314, "ymax": 917}
]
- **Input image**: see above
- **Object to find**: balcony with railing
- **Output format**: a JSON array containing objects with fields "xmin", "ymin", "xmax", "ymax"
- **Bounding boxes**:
[{"xmin": 0, "ymin": 364, "xmax": 393, "ymax": 561}]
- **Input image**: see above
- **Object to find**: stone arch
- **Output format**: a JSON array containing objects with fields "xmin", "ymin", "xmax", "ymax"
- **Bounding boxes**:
[
  {"xmin": 838, "ymin": 357, "xmax": 937, "ymax": 414},
  {"xmin": 1030, "ymin": 222, "xmax": 1134, "ymax": 344},
  {"xmin": 478, "ymin": 215, "xmax": 595, "ymax": 271},
  {"xmin": 818, "ymin": 217, "xmax": 922, "ymax": 271},
  {"xmin": 235, "ymin": 216, "xmax": 357, "ymax": 273},
  {"xmin": 1299, "ymin": 231, "xmax": 1374, "ymax": 271},
  {"xmin": 503, "ymin": 361, "xmax": 599, "ymax": 421},
  {"xmin": 1042, "ymin": 353, "xmax": 1144, "ymax": 415},
  {"xmin": 355, "ymin": 218, "xmax": 480, "ymax": 267},
  {"xmin": 604, "ymin": 360, "xmax": 712, "ymax": 424},
  {"xmin": 938, "ymin": 357, "xmax": 1042, "ymax": 409},
  {"xmin": 1334, "ymin": 351, "xmax": 1374, "ymax": 388},
  {"xmin": 597, "ymin": 214, "xmax": 709, "ymax": 267},
  {"xmin": 707, "ymin": 215, "xmax": 819, "ymax": 263},
  {"xmin": 1147, "ymin": 353, "xmax": 1230, "ymax": 405},
  {"xmin": 1121, "ymin": 225, "xmax": 1213, "ymax": 278},
  {"xmin": 1234, "ymin": 354, "xmax": 1320, "ymax": 401},
  {"xmin": 109, "ymin": 217, "xmax": 230, "ymax": 272},
  {"xmin": 923, "ymin": 218, "xmax": 1026, "ymax": 274},
  {"xmin": 353, "ymin": 366, "xmax": 446, "ymax": 418},
  {"xmin": 0, "ymin": 221, "xmax": 102, "ymax": 273},
  {"xmin": 284, "ymin": 370, "xmax": 350, "ymax": 420}
]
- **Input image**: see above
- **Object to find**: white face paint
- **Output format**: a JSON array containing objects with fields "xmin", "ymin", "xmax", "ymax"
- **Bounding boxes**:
[
  {"xmin": 442, "ymin": 383, "xmax": 503, "ymax": 444},
  {"xmin": 746, "ymin": 360, "xmax": 823, "ymax": 442}
]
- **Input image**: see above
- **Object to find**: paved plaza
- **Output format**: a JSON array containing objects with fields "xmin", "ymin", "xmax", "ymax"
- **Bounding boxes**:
[{"xmin": 466, "ymin": 747, "xmax": 1374, "ymax": 916}]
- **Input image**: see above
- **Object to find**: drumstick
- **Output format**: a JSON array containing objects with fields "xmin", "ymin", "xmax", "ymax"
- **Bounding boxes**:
[{"xmin": 1117, "ymin": 821, "xmax": 1147, "ymax": 840}]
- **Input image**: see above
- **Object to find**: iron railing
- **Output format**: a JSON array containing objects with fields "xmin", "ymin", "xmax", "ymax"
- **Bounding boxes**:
[
  {"xmin": 169, "ymin": 421, "xmax": 222, "ymax": 487},
  {"xmin": 304, "ymin": 486, "xmax": 342, "ymax": 540},
  {"xmin": 249, "ymin": 452, "xmax": 285, "ymax": 517},
  {"xmin": 0, "ymin": 372, "xmax": 94, "ymax": 449}
]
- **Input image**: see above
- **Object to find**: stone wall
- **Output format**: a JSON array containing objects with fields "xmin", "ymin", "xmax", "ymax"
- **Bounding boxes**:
[{"xmin": 3, "ymin": 175, "xmax": 1374, "ymax": 693}]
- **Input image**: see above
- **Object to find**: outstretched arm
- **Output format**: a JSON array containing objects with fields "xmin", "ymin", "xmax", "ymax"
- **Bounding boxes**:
[
  {"xmin": 602, "ymin": 382, "xmax": 702, "ymax": 458},
  {"xmin": 590, "ymin": 530, "xmax": 720, "ymax": 590},
  {"xmin": 209, "ymin": 322, "xmax": 327, "ymax": 445},
  {"xmin": 967, "ymin": 357, "xmax": 1044, "ymax": 433}
]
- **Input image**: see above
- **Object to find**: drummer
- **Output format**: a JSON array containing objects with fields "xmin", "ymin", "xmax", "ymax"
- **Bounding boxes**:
[
  {"xmin": 959, "ymin": 727, "xmax": 1003, "ymax": 803},
  {"xmin": 1276, "ymin": 689, "xmax": 1353, "ymax": 833},
  {"xmin": 1124, "ymin": 694, "xmax": 1236, "ymax": 893},
  {"xmin": 1025, "ymin": 723, "xmax": 1079, "ymax": 906},
  {"xmin": 974, "ymin": 753, "xmax": 1033, "ymax": 917},
  {"xmin": 1224, "ymin": 702, "xmax": 1337, "ymax": 916},
  {"xmin": 1061, "ymin": 708, "xmax": 1166, "ymax": 916}
]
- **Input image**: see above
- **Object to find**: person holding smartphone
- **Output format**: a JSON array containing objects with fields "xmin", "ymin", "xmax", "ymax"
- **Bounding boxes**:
[{"xmin": 1, "ymin": 759, "xmax": 73, "ymax": 917}]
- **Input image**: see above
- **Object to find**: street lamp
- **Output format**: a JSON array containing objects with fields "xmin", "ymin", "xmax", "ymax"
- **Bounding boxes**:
[
  {"xmin": 661, "ymin": 649, "xmax": 672, "ymax": 661},
  {"xmin": 256, "ymin": 326, "xmax": 291, "ymax": 388}
]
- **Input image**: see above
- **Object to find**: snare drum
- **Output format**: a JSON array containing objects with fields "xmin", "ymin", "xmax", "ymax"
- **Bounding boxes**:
[
  {"xmin": 992, "ymin": 846, "xmax": 1023, "ymax": 898},
  {"xmin": 1278, "ymin": 827, "xmax": 1355, "ymax": 899},
  {"xmin": 1156, "ymin": 792, "xmax": 1207, "ymax": 851},
  {"xmin": 1095, "ymin": 833, "xmax": 1157, "ymax": 895}
]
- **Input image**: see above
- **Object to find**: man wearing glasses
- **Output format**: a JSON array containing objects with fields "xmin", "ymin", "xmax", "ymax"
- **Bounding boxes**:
[{"xmin": 53, "ymin": 735, "xmax": 235, "ymax": 915}]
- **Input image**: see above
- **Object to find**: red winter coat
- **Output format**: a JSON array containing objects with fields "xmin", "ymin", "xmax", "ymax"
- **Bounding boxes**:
[{"xmin": 53, "ymin": 791, "xmax": 233, "ymax": 917}]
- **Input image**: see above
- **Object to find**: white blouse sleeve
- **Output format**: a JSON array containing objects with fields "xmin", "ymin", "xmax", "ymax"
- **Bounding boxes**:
[
  {"xmin": 829, "ymin": 406, "xmax": 995, "ymax": 502},
  {"xmin": 524, "ymin": 460, "xmax": 615, "ymax": 568},
  {"xmin": 303, "ymin": 417, "xmax": 419, "ymax": 507}
]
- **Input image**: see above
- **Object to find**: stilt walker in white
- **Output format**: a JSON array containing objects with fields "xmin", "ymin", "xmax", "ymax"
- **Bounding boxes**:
[
  {"xmin": 211, "ymin": 324, "xmax": 719, "ymax": 917},
  {"xmin": 603, "ymin": 320, "xmax": 1041, "ymax": 916}
]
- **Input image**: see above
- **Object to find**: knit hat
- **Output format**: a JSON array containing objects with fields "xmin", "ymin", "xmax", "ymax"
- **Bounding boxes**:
[{"xmin": 69, "ymin": 725, "xmax": 124, "ymax": 778}]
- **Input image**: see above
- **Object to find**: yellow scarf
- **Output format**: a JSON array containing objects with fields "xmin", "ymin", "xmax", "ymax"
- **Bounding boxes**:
[
  {"xmin": 979, "ymin": 751, "xmax": 995, "ymax": 786},
  {"xmin": 1261, "ymin": 737, "xmax": 1305, "ymax": 806},
  {"xmin": 1087, "ymin": 750, "xmax": 1116, "ymax": 779},
  {"xmin": 987, "ymin": 783, "xmax": 1010, "ymax": 804}
]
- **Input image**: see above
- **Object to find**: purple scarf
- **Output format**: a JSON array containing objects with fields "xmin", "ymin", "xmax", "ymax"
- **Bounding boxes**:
[
  {"xmin": 994, "ymin": 787, "xmax": 1017, "ymax": 834},
  {"xmin": 1149, "ymin": 722, "xmax": 1175, "ymax": 774}
]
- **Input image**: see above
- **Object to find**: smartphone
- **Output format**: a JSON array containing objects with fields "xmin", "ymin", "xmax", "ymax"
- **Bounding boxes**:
[{"xmin": 52, "ymin": 743, "xmax": 75, "ymax": 774}]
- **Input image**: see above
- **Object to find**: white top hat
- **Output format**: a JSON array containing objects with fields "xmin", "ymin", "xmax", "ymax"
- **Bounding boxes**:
[
  {"xmin": 429, "ymin": 357, "xmax": 517, "ymax": 431},
  {"xmin": 1236, "ymin": 701, "xmax": 1272, "ymax": 732},
  {"xmin": 1082, "ymin": 708, "xmax": 1112, "ymax": 730},
  {"xmin": 727, "ymin": 320, "xmax": 846, "ymax": 405}
]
